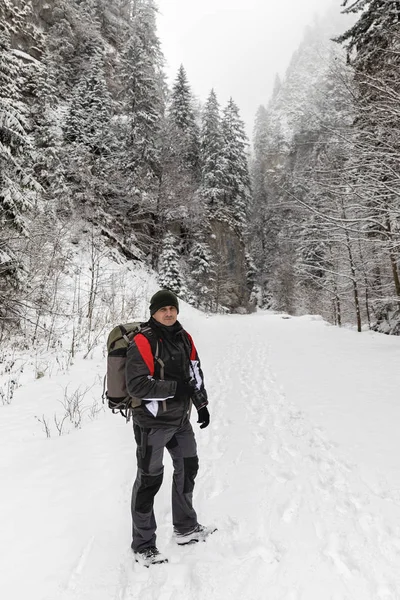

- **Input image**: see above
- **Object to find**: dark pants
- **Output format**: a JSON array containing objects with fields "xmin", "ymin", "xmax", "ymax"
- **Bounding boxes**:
[{"xmin": 131, "ymin": 420, "xmax": 199, "ymax": 552}]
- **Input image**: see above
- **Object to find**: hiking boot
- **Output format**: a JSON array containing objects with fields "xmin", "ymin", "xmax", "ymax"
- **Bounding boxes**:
[
  {"xmin": 134, "ymin": 546, "xmax": 168, "ymax": 567},
  {"xmin": 174, "ymin": 524, "xmax": 217, "ymax": 546}
]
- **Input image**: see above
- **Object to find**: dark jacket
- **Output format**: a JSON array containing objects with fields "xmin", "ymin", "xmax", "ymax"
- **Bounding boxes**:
[{"xmin": 125, "ymin": 318, "xmax": 208, "ymax": 428}]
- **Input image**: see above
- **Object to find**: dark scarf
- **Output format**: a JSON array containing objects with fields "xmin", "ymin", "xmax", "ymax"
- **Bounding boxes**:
[
  {"xmin": 149, "ymin": 317, "xmax": 183, "ymax": 341},
  {"xmin": 149, "ymin": 317, "xmax": 189, "ymax": 381}
]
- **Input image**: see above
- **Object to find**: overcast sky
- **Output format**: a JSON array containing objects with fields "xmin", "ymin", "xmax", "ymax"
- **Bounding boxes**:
[{"xmin": 156, "ymin": 0, "xmax": 342, "ymax": 137}]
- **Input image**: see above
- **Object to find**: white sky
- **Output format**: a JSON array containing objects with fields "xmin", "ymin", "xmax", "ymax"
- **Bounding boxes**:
[{"xmin": 156, "ymin": 0, "xmax": 341, "ymax": 137}]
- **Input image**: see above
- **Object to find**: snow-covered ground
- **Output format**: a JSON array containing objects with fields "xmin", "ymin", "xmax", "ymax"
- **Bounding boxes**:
[{"xmin": 2, "ymin": 301, "xmax": 400, "ymax": 600}]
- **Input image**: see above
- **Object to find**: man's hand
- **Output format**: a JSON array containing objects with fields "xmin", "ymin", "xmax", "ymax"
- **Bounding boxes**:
[{"xmin": 197, "ymin": 406, "xmax": 210, "ymax": 429}]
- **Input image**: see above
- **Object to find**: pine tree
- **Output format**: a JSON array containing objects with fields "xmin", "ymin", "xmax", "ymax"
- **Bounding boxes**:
[
  {"xmin": 44, "ymin": 0, "xmax": 78, "ymax": 101},
  {"xmin": 0, "ymin": 0, "xmax": 42, "ymax": 57},
  {"xmin": 64, "ymin": 50, "xmax": 112, "ymax": 154},
  {"xmin": 61, "ymin": 47, "xmax": 113, "ymax": 217},
  {"xmin": 30, "ymin": 0, "xmax": 81, "ymax": 220},
  {"xmin": 118, "ymin": 0, "xmax": 164, "ymax": 192},
  {"xmin": 0, "ymin": 13, "xmax": 40, "ymax": 318},
  {"xmin": 187, "ymin": 235, "xmax": 216, "ymax": 308},
  {"xmin": 59, "ymin": 1, "xmax": 115, "ymax": 217},
  {"xmin": 156, "ymin": 65, "xmax": 201, "ymax": 268},
  {"xmin": 199, "ymin": 89, "xmax": 225, "ymax": 208},
  {"xmin": 158, "ymin": 232, "xmax": 186, "ymax": 295},
  {"xmin": 0, "ymin": 31, "xmax": 35, "ymax": 239},
  {"xmin": 168, "ymin": 65, "xmax": 200, "ymax": 176},
  {"xmin": 170, "ymin": 64, "xmax": 195, "ymax": 129},
  {"xmin": 104, "ymin": 0, "xmax": 166, "ymax": 261},
  {"xmin": 220, "ymin": 98, "xmax": 251, "ymax": 229},
  {"xmin": 337, "ymin": 0, "xmax": 400, "ymax": 74}
]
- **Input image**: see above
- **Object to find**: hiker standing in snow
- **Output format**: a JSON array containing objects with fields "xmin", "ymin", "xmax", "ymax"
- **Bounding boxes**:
[{"xmin": 126, "ymin": 289, "xmax": 213, "ymax": 565}]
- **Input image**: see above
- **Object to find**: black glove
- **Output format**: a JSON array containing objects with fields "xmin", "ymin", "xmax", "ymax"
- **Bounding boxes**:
[
  {"xmin": 174, "ymin": 380, "xmax": 194, "ymax": 399},
  {"xmin": 197, "ymin": 406, "xmax": 210, "ymax": 429}
]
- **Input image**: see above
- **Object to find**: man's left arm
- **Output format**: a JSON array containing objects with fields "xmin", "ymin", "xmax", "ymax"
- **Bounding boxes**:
[{"xmin": 185, "ymin": 332, "xmax": 209, "ymax": 428}]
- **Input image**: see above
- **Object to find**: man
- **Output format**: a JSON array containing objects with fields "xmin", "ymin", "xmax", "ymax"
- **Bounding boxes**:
[{"xmin": 126, "ymin": 289, "xmax": 213, "ymax": 566}]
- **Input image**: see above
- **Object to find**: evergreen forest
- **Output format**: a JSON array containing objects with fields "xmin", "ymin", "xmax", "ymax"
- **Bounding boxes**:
[{"xmin": 1, "ymin": 0, "xmax": 400, "ymax": 336}]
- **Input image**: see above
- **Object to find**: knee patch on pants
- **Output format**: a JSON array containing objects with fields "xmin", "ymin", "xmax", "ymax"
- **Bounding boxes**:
[
  {"xmin": 135, "ymin": 472, "xmax": 163, "ymax": 513},
  {"xmin": 183, "ymin": 456, "xmax": 199, "ymax": 494}
]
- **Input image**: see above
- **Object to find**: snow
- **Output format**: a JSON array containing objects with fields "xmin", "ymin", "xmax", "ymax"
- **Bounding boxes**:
[
  {"xmin": 1, "ymin": 302, "xmax": 400, "ymax": 599},
  {"xmin": 11, "ymin": 49, "xmax": 41, "ymax": 65}
]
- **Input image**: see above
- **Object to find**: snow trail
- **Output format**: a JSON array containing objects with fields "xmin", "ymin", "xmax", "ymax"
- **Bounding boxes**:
[
  {"xmin": 195, "ymin": 316, "xmax": 400, "ymax": 599},
  {"xmin": 2, "ymin": 312, "xmax": 400, "ymax": 599},
  {"xmin": 109, "ymin": 315, "xmax": 400, "ymax": 600}
]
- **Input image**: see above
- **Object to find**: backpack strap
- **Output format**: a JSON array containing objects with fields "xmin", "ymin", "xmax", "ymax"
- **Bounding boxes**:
[
  {"xmin": 119, "ymin": 324, "xmax": 131, "ymax": 344},
  {"xmin": 137, "ymin": 325, "xmax": 165, "ymax": 378},
  {"xmin": 153, "ymin": 340, "xmax": 167, "ymax": 411},
  {"xmin": 138, "ymin": 327, "xmax": 167, "ymax": 412},
  {"xmin": 154, "ymin": 341, "xmax": 164, "ymax": 379}
]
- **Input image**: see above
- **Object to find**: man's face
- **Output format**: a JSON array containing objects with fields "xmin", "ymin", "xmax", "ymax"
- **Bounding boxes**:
[{"xmin": 152, "ymin": 305, "xmax": 178, "ymax": 326}]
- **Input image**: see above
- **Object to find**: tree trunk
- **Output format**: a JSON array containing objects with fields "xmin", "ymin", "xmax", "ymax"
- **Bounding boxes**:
[
  {"xmin": 389, "ymin": 250, "xmax": 400, "ymax": 298},
  {"xmin": 342, "ymin": 203, "xmax": 362, "ymax": 332},
  {"xmin": 386, "ymin": 218, "xmax": 400, "ymax": 298}
]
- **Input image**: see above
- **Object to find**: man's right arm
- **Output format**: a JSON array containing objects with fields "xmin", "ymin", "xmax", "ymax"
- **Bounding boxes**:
[{"xmin": 125, "ymin": 333, "xmax": 176, "ymax": 401}]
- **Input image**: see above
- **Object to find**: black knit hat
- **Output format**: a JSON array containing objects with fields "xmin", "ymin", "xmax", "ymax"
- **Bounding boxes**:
[{"xmin": 149, "ymin": 289, "xmax": 179, "ymax": 315}]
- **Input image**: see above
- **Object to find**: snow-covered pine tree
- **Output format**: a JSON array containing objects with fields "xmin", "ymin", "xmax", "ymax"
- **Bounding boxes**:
[
  {"xmin": 168, "ymin": 64, "xmax": 200, "ymax": 178},
  {"xmin": 108, "ymin": 0, "xmax": 166, "ymax": 259},
  {"xmin": 199, "ymin": 89, "xmax": 225, "ymax": 208},
  {"xmin": 220, "ymin": 98, "xmax": 251, "ymax": 230},
  {"xmin": 0, "ymin": 29, "xmax": 37, "ymax": 311},
  {"xmin": 197, "ymin": 97, "xmax": 252, "ymax": 312},
  {"xmin": 170, "ymin": 64, "xmax": 195, "ymax": 129},
  {"xmin": 0, "ymin": 0, "xmax": 42, "ymax": 219},
  {"xmin": 41, "ymin": 0, "xmax": 78, "ymax": 100},
  {"xmin": 29, "ymin": 0, "xmax": 85, "ymax": 223},
  {"xmin": 337, "ymin": 0, "xmax": 400, "ymax": 74},
  {"xmin": 31, "ymin": 60, "xmax": 64, "ymax": 213},
  {"xmin": 157, "ymin": 65, "xmax": 200, "ymax": 275},
  {"xmin": 62, "ymin": 8, "xmax": 113, "ymax": 214},
  {"xmin": 0, "ymin": 0, "xmax": 43, "ymax": 61},
  {"xmin": 0, "ymin": 0, "xmax": 44, "ymax": 322},
  {"xmin": 64, "ymin": 50, "xmax": 112, "ymax": 155},
  {"xmin": 187, "ymin": 235, "xmax": 216, "ymax": 309},
  {"xmin": 118, "ymin": 0, "xmax": 164, "ymax": 193},
  {"xmin": 158, "ymin": 232, "xmax": 186, "ymax": 296}
]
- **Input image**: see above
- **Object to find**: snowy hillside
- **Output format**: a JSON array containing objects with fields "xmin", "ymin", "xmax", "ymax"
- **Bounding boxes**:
[{"xmin": 2, "ymin": 300, "xmax": 400, "ymax": 599}]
